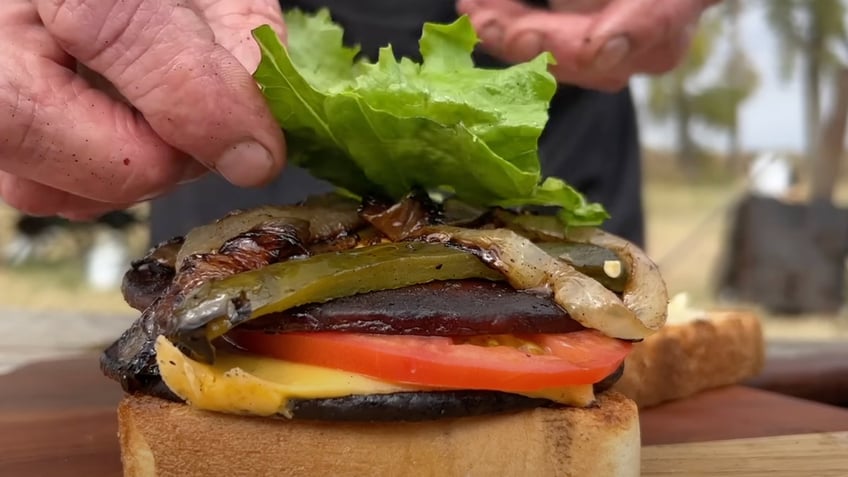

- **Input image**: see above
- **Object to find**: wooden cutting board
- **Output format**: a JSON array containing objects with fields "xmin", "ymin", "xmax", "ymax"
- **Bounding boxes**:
[
  {"xmin": 639, "ymin": 385, "xmax": 848, "ymax": 445},
  {"xmin": 2, "ymin": 354, "xmax": 848, "ymax": 477},
  {"xmin": 642, "ymin": 431, "xmax": 848, "ymax": 477}
]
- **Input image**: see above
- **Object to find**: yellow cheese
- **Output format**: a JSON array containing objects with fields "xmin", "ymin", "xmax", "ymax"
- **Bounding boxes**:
[
  {"xmin": 522, "ymin": 385, "xmax": 594, "ymax": 405},
  {"xmin": 155, "ymin": 336, "xmax": 414, "ymax": 417},
  {"xmin": 155, "ymin": 336, "xmax": 595, "ymax": 418}
]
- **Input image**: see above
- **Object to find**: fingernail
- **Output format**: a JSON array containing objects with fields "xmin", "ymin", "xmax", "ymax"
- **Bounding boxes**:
[
  {"xmin": 215, "ymin": 141, "xmax": 275, "ymax": 186},
  {"xmin": 593, "ymin": 36, "xmax": 630, "ymax": 70}
]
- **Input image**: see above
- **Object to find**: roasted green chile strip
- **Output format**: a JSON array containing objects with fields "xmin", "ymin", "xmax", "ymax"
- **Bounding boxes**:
[
  {"xmin": 171, "ymin": 242, "xmax": 504, "ymax": 362},
  {"xmin": 536, "ymin": 242, "xmax": 628, "ymax": 293}
]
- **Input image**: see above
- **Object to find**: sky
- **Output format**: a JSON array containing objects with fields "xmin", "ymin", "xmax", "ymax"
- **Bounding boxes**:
[{"xmin": 631, "ymin": 1, "xmax": 808, "ymax": 154}]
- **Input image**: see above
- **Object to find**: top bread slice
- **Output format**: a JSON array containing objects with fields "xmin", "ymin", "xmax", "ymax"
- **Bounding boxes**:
[{"xmin": 613, "ymin": 305, "xmax": 765, "ymax": 408}]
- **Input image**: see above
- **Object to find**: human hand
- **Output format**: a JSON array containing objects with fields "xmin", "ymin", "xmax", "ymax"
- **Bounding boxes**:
[
  {"xmin": 0, "ymin": 0, "xmax": 287, "ymax": 219},
  {"xmin": 457, "ymin": 0, "xmax": 719, "ymax": 91}
]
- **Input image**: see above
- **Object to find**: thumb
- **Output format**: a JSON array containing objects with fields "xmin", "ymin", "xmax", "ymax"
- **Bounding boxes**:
[{"xmin": 35, "ymin": 0, "xmax": 286, "ymax": 188}]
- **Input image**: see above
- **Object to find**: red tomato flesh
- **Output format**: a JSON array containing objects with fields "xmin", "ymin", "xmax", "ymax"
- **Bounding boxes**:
[{"xmin": 229, "ymin": 330, "xmax": 631, "ymax": 392}]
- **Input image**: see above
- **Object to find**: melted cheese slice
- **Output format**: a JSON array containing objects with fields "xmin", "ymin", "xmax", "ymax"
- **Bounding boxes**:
[{"xmin": 155, "ymin": 336, "xmax": 595, "ymax": 418}]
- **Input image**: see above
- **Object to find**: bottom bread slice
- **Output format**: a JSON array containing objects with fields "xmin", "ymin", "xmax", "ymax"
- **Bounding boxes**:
[{"xmin": 118, "ymin": 391, "xmax": 639, "ymax": 477}]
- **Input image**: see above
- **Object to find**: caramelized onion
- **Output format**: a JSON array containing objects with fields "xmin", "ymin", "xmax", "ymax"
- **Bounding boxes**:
[
  {"xmin": 122, "ymin": 237, "xmax": 184, "ymax": 310},
  {"xmin": 415, "ymin": 226, "xmax": 659, "ymax": 340},
  {"xmin": 359, "ymin": 192, "xmax": 440, "ymax": 241},
  {"xmin": 565, "ymin": 227, "xmax": 668, "ymax": 333},
  {"xmin": 176, "ymin": 194, "xmax": 364, "ymax": 268},
  {"xmin": 490, "ymin": 211, "xmax": 668, "ymax": 334}
]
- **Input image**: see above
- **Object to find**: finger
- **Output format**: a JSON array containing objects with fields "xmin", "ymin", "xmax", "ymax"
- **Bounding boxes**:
[
  {"xmin": 461, "ymin": 0, "xmax": 593, "ymax": 65},
  {"xmin": 507, "ymin": 14, "xmax": 597, "ymax": 68},
  {"xmin": 0, "ymin": 5, "xmax": 205, "ymax": 206},
  {"xmin": 35, "ymin": 0, "xmax": 286, "ymax": 187},
  {"xmin": 458, "ymin": 0, "xmax": 616, "ymax": 88},
  {"xmin": 634, "ymin": 23, "xmax": 698, "ymax": 75},
  {"xmin": 579, "ymin": 0, "xmax": 706, "ymax": 70},
  {"xmin": 194, "ymin": 0, "xmax": 286, "ymax": 71},
  {"xmin": 2, "ymin": 0, "xmax": 70, "ymax": 63},
  {"xmin": 457, "ymin": 0, "xmax": 529, "ymax": 17},
  {"xmin": 0, "ymin": 172, "xmax": 132, "ymax": 219},
  {"xmin": 548, "ymin": 0, "xmax": 611, "ymax": 14},
  {"xmin": 458, "ymin": 0, "xmax": 536, "ymax": 60}
]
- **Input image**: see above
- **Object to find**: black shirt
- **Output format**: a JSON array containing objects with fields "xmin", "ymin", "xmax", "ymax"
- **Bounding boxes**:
[{"xmin": 149, "ymin": 0, "xmax": 644, "ymax": 246}]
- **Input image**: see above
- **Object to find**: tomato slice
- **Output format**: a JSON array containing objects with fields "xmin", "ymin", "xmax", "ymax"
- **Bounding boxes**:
[{"xmin": 229, "ymin": 330, "xmax": 631, "ymax": 392}]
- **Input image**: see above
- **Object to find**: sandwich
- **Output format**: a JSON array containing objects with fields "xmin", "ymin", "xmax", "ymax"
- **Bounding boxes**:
[{"xmin": 101, "ymin": 10, "xmax": 669, "ymax": 477}]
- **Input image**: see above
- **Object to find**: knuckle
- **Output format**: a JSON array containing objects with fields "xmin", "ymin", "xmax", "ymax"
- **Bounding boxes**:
[
  {"xmin": 42, "ymin": 0, "xmax": 196, "ymax": 81},
  {"xmin": 37, "ymin": 0, "xmax": 102, "ymax": 52}
]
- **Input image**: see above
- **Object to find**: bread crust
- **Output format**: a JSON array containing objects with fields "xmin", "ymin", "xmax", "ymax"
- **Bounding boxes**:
[
  {"xmin": 118, "ymin": 391, "xmax": 639, "ymax": 477},
  {"xmin": 613, "ymin": 310, "xmax": 765, "ymax": 408}
]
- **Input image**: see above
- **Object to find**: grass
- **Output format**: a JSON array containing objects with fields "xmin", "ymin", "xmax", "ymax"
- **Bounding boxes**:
[
  {"xmin": 643, "ymin": 178, "xmax": 742, "ymax": 303},
  {"xmin": 0, "ymin": 259, "xmax": 134, "ymax": 315},
  {"xmin": 642, "ymin": 152, "xmax": 848, "ymax": 341},
  {"xmin": 0, "ymin": 204, "xmax": 146, "ymax": 317}
]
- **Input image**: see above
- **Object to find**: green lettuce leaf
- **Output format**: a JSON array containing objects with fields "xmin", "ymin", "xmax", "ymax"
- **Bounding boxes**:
[{"xmin": 251, "ymin": 8, "xmax": 609, "ymax": 226}]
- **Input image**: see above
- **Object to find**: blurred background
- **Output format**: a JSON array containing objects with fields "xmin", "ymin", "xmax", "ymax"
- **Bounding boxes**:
[{"xmin": 1, "ymin": 0, "xmax": 847, "ymax": 371}]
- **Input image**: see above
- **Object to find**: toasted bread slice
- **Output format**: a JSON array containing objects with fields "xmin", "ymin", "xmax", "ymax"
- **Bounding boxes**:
[
  {"xmin": 118, "ymin": 391, "xmax": 639, "ymax": 477},
  {"xmin": 614, "ymin": 304, "xmax": 765, "ymax": 408}
]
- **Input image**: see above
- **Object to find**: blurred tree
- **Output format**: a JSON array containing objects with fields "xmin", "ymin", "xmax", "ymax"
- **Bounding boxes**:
[
  {"xmin": 722, "ymin": 0, "xmax": 760, "ymax": 171},
  {"xmin": 646, "ymin": 7, "xmax": 758, "ymax": 176},
  {"xmin": 815, "ymin": 66, "xmax": 848, "ymax": 201},
  {"xmin": 765, "ymin": 0, "xmax": 847, "ymax": 201}
]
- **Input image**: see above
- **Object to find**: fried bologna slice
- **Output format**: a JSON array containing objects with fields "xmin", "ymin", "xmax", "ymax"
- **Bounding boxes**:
[{"xmin": 118, "ymin": 392, "xmax": 640, "ymax": 477}]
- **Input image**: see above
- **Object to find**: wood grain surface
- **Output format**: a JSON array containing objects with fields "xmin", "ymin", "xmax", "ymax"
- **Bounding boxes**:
[
  {"xmin": 2, "ymin": 353, "xmax": 848, "ymax": 477},
  {"xmin": 642, "ymin": 431, "xmax": 848, "ymax": 477}
]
